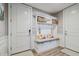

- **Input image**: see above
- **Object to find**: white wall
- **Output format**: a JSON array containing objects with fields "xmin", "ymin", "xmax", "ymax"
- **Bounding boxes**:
[
  {"xmin": 0, "ymin": 36, "xmax": 8, "ymax": 56},
  {"xmin": 0, "ymin": 3, "xmax": 7, "ymax": 37},
  {"xmin": 32, "ymin": 8, "xmax": 56, "ymax": 20},
  {"xmin": 56, "ymin": 12, "xmax": 65, "ymax": 47},
  {"xmin": 0, "ymin": 4, "xmax": 8, "ymax": 56},
  {"xmin": 0, "ymin": 13, "xmax": 7, "ymax": 55},
  {"xmin": 0, "ymin": 21, "xmax": 6, "ymax": 37}
]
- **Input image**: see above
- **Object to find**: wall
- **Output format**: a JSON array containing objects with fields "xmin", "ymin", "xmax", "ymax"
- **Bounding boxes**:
[
  {"xmin": 0, "ymin": 21, "xmax": 5, "ymax": 37},
  {"xmin": 56, "ymin": 12, "xmax": 65, "ymax": 47},
  {"xmin": 0, "ymin": 4, "xmax": 8, "ymax": 55},
  {"xmin": 0, "ymin": 4, "xmax": 8, "ymax": 37},
  {"xmin": 32, "ymin": 8, "xmax": 56, "ymax": 20}
]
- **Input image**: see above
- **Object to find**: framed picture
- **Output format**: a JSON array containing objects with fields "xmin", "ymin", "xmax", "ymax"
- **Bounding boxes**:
[{"xmin": 0, "ymin": 4, "xmax": 4, "ymax": 20}]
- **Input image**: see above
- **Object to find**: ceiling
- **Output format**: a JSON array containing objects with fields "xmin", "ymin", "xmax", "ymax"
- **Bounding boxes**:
[{"xmin": 27, "ymin": 3, "xmax": 74, "ymax": 14}]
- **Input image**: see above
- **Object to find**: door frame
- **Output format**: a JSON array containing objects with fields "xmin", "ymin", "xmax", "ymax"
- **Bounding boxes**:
[
  {"xmin": 8, "ymin": 3, "xmax": 33, "ymax": 55},
  {"xmin": 63, "ymin": 10, "xmax": 67, "ymax": 48}
]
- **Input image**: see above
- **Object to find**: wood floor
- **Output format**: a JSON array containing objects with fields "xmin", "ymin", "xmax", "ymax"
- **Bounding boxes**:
[
  {"xmin": 12, "ymin": 46, "xmax": 69, "ymax": 56},
  {"xmin": 32, "ymin": 47, "xmax": 69, "ymax": 56}
]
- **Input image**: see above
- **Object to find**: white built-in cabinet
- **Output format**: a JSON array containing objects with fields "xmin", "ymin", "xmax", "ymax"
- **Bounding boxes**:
[{"xmin": 32, "ymin": 9, "xmax": 59, "ymax": 53}]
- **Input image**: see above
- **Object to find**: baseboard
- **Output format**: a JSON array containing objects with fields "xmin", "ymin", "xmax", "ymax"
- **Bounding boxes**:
[{"xmin": 11, "ymin": 49, "xmax": 32, "ymax": 55}]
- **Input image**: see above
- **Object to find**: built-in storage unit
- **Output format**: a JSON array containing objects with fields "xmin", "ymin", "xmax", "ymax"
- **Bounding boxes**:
[{"xmin": 32, "ymin": 9, "xmax": 59, "ymax": 53}]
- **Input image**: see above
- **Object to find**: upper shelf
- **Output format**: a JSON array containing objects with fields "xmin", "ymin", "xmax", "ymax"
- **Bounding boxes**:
[
  {"xmin": 37, "ymin": 22, "xmax": 54, "ymax": 25},
  {"xmin": 37, "ymin": 16, "xmax": 58, "ymax": 25}
]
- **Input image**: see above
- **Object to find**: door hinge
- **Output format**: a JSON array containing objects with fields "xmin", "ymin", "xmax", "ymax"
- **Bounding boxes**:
[
  {"xmin": 10, "ymin": 5, "xmax": 12, "ymax": 8},
  {"xmin": 10, "ymin": 19, "xmax": 12, "ymax": 22},
  {"xmin": 10, "ymin": 33, "xmax": 12, "ymax": 36}
]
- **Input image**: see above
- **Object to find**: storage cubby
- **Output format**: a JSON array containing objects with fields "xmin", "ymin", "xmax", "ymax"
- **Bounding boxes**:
[{"xmin": 32, "ymin": 9, "xmax": 59, "ymax": 53}]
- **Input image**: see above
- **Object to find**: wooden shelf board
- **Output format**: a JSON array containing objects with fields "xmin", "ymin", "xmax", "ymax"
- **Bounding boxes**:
[
  {"xmin": 35, "ymin": 38, "xmax": 59, "ymax": 43},
  {"xmin": 37, "ymin": 22, "xmax": 54, "ymax": 25}
]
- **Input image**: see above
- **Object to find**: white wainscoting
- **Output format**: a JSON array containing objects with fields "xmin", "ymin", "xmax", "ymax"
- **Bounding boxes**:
[{"xmin": 0, "ymin": 36, "xmax": 8, "ymax": 56}]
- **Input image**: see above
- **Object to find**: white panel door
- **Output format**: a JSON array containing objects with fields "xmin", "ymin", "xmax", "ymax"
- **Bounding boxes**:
[
  {"xmin": 11, "ymin": 4, "xmax": 32, "ymax": 54},
  {"xmin": 64, "ymin": 4, "xmax": 79, "ymax": 52}
]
